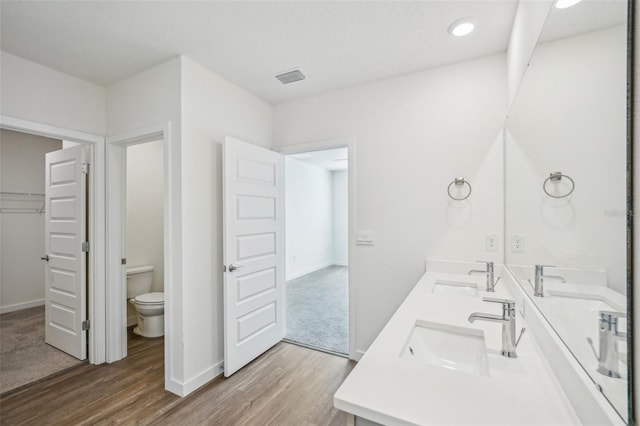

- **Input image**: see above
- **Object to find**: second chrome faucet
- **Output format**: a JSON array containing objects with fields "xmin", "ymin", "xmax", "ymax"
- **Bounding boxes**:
[
  {"xmin": 468, "ymin": 260, "xmax": 500, "ymax": 292},
  {"xmin": 533, "ymin": 264, "xmax": 567, "ymax": 297}
]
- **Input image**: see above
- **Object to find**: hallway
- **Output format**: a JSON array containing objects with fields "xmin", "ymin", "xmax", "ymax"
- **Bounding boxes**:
[{"xmin": 285, "ymin": 266, "xmax": 349, "ymax": 356}]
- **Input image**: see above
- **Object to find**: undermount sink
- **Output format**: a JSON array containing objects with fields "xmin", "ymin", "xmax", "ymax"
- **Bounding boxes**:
[
  {"xmin": 432, "ymin": 279, "xmax": 479, "ymax": 297},
  {"xmin": 400, "ymin": 320, "xmax": 490, "ymax": 377},
  {"xmin": 545, "ymin": 290, "xmax": 624, "ymax": 313}
]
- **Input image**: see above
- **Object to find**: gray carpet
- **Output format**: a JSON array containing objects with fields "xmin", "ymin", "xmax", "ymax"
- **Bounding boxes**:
[
  {"xmin": 285, "ymin": 265, "xmax": 349, "ymax": 356},
  {"xmin": 0, "ymin": 305, "xmax": 84, "ymax": 394}
]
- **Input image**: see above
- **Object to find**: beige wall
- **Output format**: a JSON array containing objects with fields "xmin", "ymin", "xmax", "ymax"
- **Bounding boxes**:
[
  {"xmin": 126, "ymin": 140, "xmax": 164, "ymax": 293},
  {"xmin": 126, "ymin": 140, "xmax": 164, "ymax": 326},
  {"xmin": 0, "ymin": 129, "xmax": 62, "ymax": 312}
]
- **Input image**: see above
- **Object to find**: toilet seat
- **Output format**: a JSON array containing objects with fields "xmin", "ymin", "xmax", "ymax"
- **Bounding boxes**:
[{"xmin": 134, "ymin": 292, "xmax": 164, "ymax": 305}]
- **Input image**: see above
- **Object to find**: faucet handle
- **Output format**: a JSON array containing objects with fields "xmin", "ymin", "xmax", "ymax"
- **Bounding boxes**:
[
  {"xmin": 476, "ymin": 260, "xmax": 494, "ymax": 266},
  {"xmin": 599, "ymin": 311, "xmax": 626, "ymax": 322},
  {"xmin": 482, "ymin": 297, "xmax": 516, "ymax": 319},
  {"xmin": 482, "ymin": 297, "xmax": 515, "ymax": 308},
  {"xmin": 534, "ymin": 264, "xmax": 555, "ymax": 272}
]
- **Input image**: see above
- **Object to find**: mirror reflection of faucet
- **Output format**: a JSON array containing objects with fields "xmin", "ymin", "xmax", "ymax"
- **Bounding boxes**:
[
  {"xmin": 468, "ymin": 260, "xmax": 500, "ymax": 292},
  {"xmin": 586, "ymin": 311, "xmax": 627, "ymax": 379},
  {"xmin": 530, "ymin": 264, "xmax": 567, "ymax": 297}
]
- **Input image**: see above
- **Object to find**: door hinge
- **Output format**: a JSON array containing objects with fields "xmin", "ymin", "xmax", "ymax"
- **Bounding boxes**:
[
  {"xmin": 122, "ymin": 258, "xmax": 127, "ymax": 265},
  {"xmin": 82, "ymin": 241, "xmax": 90, "ymax": 252},
  {"xmin": 82, "ymin": 320, "xmax": 90, "ymax": 331},
  {"xmin": 81, "ymin": 163, "xmax": 90, "ymax": 174}
]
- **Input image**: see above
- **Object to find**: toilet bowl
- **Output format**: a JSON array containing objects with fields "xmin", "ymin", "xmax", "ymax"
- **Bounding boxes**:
[
  {"xmin": 126, "ymin": 265, "xmax": 164, "ymax": 338},
  {"xmin": 129, "ymin": 292, "xmax": 164, "ymax": 338}
]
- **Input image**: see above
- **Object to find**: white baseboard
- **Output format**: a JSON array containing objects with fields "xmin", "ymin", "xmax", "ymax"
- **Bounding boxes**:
[
  {"xmin": 333, "ymin": 261, "xmax": 348, "ymax": 266},
  {"xmin": 0, "ymin": 299, "xmax": 45, "ymax": 314},
  {"xmin": 286, "ymin": 262, "xmax": 332, "ymax": 281},
  {"xmin": 165, "ymin": 378, "xmax": 184, "ymax": 397},
  {"xmin": 352, "ymin": 350, "xmax": 365, "ymax": 361},
  {"xmin": 167, "ymin": 361, "xmax": 224, "ymax": 397}
]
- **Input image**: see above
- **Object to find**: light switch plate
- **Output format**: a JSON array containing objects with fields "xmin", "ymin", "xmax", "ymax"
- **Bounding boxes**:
[{"xmin": 356, "ymin": 230, "xmax": 375, "ymax": 246}]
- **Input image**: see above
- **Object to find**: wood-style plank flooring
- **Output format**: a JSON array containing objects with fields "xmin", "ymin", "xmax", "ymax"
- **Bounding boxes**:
[{"xmin": 0, "ymin": 331, "xmax": 355, "ymax": 425}]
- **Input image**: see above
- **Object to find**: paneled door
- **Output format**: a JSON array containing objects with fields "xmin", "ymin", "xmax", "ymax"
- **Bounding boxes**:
[
  {"xmin": 223, "ymin": 137, "xmax": 284, "ymax": 377},
  {"xmin": 44, "ymin": 146, "xmax": 87, "ymax": 360}
]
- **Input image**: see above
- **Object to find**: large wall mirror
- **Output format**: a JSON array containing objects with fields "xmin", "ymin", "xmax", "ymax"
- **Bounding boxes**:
[{"xmin": 504, "ymin": 0, "xmax": 630, "ymax": 421}]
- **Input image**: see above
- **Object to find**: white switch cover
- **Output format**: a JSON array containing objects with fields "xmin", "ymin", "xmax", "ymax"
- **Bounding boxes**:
[
  {"xmin": 485, "ymin": 234, "xmax": 498, "ymax": 252},
  {"xmin": 511, "ymin": 235, "xmax": 525, "ymax": 253},
  {"xmin": 356, "ymin": 230, "xmax": 375, "ymax": 246}
]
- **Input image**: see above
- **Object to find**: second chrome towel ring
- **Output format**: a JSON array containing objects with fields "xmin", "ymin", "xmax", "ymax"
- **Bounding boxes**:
[
  {"xmin": 543, "ymin": 172, "xmax": 575, "ymax": 198},
  {"xmin": 447, "ymin": 177, "xmax": 472, "ymax": 201}
]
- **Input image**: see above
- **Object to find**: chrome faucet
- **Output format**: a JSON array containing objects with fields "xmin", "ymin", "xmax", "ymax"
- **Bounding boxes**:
[
  {"xmin": 468, "ymin": 260, "xmax": 499, "ymax": 292},
  {"xmin": 468, "ymin": 297, "xmax": 524, "ymax": 358},
  {"xmin": 596, "ymin": 311, "xmax": 627, "ymax": 378},
  {"xmin": 533, "ymin": 264, "xmax": 566, "ymax": 297}
]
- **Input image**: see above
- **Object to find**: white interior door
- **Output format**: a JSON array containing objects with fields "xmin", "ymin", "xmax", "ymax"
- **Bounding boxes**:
[
  {"xmin": 44, "ymin": 145, "xmax": 87, "ymax": 360},
  {"xmin": 223, "ymin": 137, "xmax": 284, "ymax": 377}
]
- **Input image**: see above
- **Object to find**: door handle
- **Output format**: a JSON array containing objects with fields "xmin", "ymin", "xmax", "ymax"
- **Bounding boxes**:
[
  {"xmin": 41, "ymin": 255, "xmax": 50, "ymax": 262},
  {"xmin": 228, "ymin": 264, "xmax": 244, "ymax": 272}
]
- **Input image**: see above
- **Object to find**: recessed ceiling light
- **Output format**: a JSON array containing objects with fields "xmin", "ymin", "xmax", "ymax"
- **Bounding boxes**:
[
  {"xmin": 555, "ymin": 0, "xmax": 582, "ymax": 9},
  {"xmin": 448, "ymin": 18, "xmax": 476, "ymax": 37}
]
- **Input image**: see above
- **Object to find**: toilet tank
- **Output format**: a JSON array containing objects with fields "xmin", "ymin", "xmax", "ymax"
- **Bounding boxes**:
[{"xmin": 126, "ymin": 265, "xmax": 154, "ymax": 299}]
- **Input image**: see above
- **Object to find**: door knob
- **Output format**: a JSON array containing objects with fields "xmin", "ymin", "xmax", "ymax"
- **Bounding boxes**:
[
  {"xmin": 41, "ymin": 255, "xmax": 50, "ymax": 262},
  {"xmin": 228, "ymin": 264, "xmax": 244, "ymax": 272}
]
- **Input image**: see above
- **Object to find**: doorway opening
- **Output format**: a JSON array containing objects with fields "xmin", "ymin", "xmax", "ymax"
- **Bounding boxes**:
[
  {"xmin": 283, "ymin": 148, "xmax": 349, "ymax": 357},
  {"xmin": 107, "ymin": 123, "xmax": 175, "ymax": 392},
  {"xmin": 124, "ymin": 140, "xmax": 165, "ymax": 354},
  {"xmin": 0, "ymin": 129, "xmax": 89, "ymax": 393}
]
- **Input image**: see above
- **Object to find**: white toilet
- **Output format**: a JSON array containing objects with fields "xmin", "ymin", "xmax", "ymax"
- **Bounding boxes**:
[{"xmin": 126, "ymin": 265, "xmax": 164, "ymax": 338}]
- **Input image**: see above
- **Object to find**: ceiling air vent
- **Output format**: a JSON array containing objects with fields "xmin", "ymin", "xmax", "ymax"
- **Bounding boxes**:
[{"xmin": 275, "ymin": 69, "xmax": 306, "ymax": 85}]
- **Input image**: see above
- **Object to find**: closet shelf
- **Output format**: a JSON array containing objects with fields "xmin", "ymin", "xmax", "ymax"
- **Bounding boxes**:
[{"xmin": 0, "ymin": 191, "xmax": 46, "ymax": 214}]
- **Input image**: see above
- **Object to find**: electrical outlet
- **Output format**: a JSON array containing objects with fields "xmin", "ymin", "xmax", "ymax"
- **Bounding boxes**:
[
  {"xmin": 485, "ymin": 234, "xmax": 498, "ymax": 252},
  {"xmin": 511, "ymin": 235, "xmax": 525, "ymax": 253}
]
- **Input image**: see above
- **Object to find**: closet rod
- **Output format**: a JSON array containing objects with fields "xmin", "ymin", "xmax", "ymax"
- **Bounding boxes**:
[{"xmin": 0, "ymin": 191, "xmax": 45, "ymax": 197}]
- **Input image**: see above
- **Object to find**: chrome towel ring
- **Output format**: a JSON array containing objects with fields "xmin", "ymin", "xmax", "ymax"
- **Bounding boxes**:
[
  {"xmin": 543, "ymin": 172, "xmax": 575, "ymax": 198},
  {"xmin": 447, "ymin": 177, "xmax": 472, "ymax": 201}
]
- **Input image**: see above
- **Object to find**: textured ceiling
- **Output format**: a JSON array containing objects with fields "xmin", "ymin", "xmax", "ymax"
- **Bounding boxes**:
[{"xmin": 0, "ymin": 1, "xmax": 518, "ymax": 104}]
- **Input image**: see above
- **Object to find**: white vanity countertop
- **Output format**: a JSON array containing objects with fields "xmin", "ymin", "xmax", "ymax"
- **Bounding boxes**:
[{"xmin": 334, "ymin": 272, "xmax": 580, "ymax": 426}]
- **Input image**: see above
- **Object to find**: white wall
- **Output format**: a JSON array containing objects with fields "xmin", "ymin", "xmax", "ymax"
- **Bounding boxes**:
[
  {"xmin": 108, "ymin": 54, "xmax": 272, "ymax": 396},
  {"xmin": 0, "ymin": 52, "xmax": 106, "ymax": 135},
  {"xmin": 274, "ymin": 53, "xmax": 507, "ymax": 352},
  {"xmin": 332, "ymin": 170, "xmax": 348, "ymax": 266},
  {"xmin": 179, "ymin": 57, "xmax": 272, "ymax": 389},
  {"xmin": 126, "ymin": 140, "xmax": 164, "ymax": 292},
  {"xmin": 285, "ymin": 157, "xmax": 334, "ymax": 280},
  {"xmin": 505, "ymin": 26, "xmax": 627, "ymax": 294},
  {"xmin": 0, "ymin": 129, "xmax": 62, "ymax": 312},
  {"xmin": 106, "ymin": 56, "xmax": 184, "ymax": 387},
  {"xmin": 506, "ymin": 0, "xmax": 554, "ymax": 106}
]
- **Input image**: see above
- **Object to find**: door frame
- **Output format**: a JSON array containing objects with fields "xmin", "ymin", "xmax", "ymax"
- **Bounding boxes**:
[
  {"xmin": 105, "ymin": 122, "xmax": 181, "ymax": 394},
  {"xmin": 0, "ymin": 114, "xmax": 106, "ymax": 364},
  {"xmin": 274, "ymin": 137, "xmax": 358, "ymax": 360}
]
